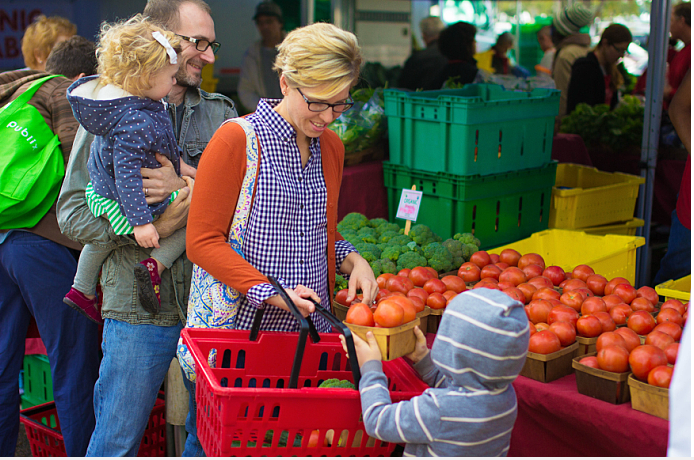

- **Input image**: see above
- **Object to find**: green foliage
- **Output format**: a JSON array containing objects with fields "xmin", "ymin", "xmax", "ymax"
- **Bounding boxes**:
[
  {"xmin": 318, "ymin": 378, "xmax": 356, "ymax": 389},
  {"xmin": 396, "ymin": 252, "xmax": 428, "ymax": 271}
]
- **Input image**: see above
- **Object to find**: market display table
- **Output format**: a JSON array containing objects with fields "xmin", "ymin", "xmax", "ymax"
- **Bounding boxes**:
[{"xmin": 509, "ymin": 374, "xmax": 669, "ymax": 457}]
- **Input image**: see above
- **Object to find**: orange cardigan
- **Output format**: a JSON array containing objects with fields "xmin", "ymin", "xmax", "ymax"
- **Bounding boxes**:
[{"xmin": 186, "ymin": 120, "xmax": 345, "ymax": 303}]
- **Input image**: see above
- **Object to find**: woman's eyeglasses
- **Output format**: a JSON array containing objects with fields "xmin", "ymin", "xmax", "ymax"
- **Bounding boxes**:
[
  {"xmin": 296, "ymin": 88, "xmax": 354, "ymax": 113},
  {"xmin": 611, "ymin": 44, "xmax": 630, "ymax": 56},
  {"xmin": 176, "ymin": 34, "xmax": 221, "ymax": 54}
]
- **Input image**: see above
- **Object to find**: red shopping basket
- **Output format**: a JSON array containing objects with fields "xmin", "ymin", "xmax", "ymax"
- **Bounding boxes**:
[
  {"xmin": 19, "ymin": 392, "xmax": 166, "ymax": 456},
  {"xmin": 181, "ymin": 277, "xmax": 429, "ymax": 457}
]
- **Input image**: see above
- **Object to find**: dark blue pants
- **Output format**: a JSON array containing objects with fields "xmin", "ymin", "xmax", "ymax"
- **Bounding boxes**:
[
  {"xmin": 0, "ymin": 231, "xmax": 101, "ymax": 456},
  {"xmin": 653, "ymin": 210, "xmax": 692, "ymax": 286}
]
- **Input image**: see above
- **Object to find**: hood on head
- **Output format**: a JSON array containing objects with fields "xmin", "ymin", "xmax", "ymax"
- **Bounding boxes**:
[{"xmin": 430, "ymin": 289, "xmax": 529, "ymax": 391}]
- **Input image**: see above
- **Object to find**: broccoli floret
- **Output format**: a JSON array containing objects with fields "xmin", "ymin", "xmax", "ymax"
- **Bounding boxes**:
[
  {"xmin": 423, "ymin": 242, "xmax": 454, "ymax": 273},
  {"xmin": 409, "ymin": 224, "xmax": 442, "ymax": 246},
  {"xmin": 355, "ymin": 242, "xmax": 381, "ymax": 263},
  {"xmin": 379, "ymin": 230, "xmax": 401, "ymax": 244},
  {"xmin": 369, "ymin": 259, "xmax": 383, "ymax": 277},
  {"xmin": 376, "ymin": 222, "xmax": 400, "ymax": 236},
  {"xmin": 454, "ymin": 232, "xmax": 476, "ymax": 245},
  {"xmin": 472, "ymin": 237, "xmax": 481, "ymax": 248},
  {"xmin": 337, "ymin": 212, "xmax": 369, "ymax": 233},
  {"xmin": 400, "ymin": 242, "xmax": 425, "ymax": 257},
  {"xmin": 463, "ymin": 243, "xmax": 479, "ymax": 261},
  {"xmin": 443, "ymin": 238, "xmax": 464, "ymax": 270},
  {"xmin": 381, "ymin": 245, "xmax": 401, "ymax": 262},
  {"xmin": 334, "ymin": 274, "xmax": 348, "ymax": 294},
  {"xmin": 357, "ymin": 226, "xmax": 379, "ymax": 244},
  {"xmin": 396, "ymin": 252, "xmax": 428, "ymax": 271},
  {"xmin": 339, "ymin": 228, "xmax": 358, "ymax": 241},
  {"xmin": 318, "ymin": 378, "xmax": 356, "ymax": 389},
  {"xmin": 389, "ymin": 234, "xmax": 413, "ymax": 247},
  {"xmin": 344, "ymin": 234, "xmax": 362, "ymax": 247},
  {"xmin": 368, "ymin": 217, "xmax": 390, "ymax": 229},
  {"xmin": 379, "ymin": 258, "xmax": 397, "ymax": 274}
]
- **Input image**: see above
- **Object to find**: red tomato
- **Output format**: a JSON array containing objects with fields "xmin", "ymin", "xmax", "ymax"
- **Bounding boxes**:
[
  {"xmin": 664, "ymin": 343, "xmax": 679, "ymax": 365},
  {"xmin": 604, "ymin": 277, "xmax": 631, "ymax": 296},
  {"xmin": 397, "ymin": 268, "xmax": 411, "ymax": 278},
  {"xmin": 376, "ymin": 273, "xmax": 394, "ymax": 290},
  {"xmin": 532, "ymin": 287, "xmax": 561, "ymax": 302},
  {"xmin": 615, "ymin": 327, "xmax": 641, "ymax": 353},
  {"xmin": 576, "ymin": 315, "xmax": 603, "ymax": 338},
  {"xmin": 656, "ymin": 307, "xmax": 684, "ymax": 326},
  {"xmin": 469, "ymin": 251, "xmax": 492, "ymax": 269},
  {"xmin": 480, "ymin": 264, "xmax": 502, "ymax": 281},
  {"xmin": 534, "ymin": 322, "xmax": 550, "ymax": 332},
  {"xmin": 408, "ymin": 266, "xmax": 436, "ymax": 287},
  {"xmin": 629, "ymin": 344, "xmax": 668, "ymax": 381},
  {"xmin": 307, "ymin": 430, "xmax": 328, "ymax": 448},
  {"xmin": 613, "ymin": 284, "xmax": 638, "ymax": 304},
  {"xmin": 596, "ymin": 331, "xmax": 628, "ymax": 353},
  {"xmin": 499, "ymin": 248, "xmax": 522, "ymax": 267},
  {"xmin": 527, "ymin": 276, "xmax": 554, "ymax": 290},
  {"xmin": 345, "ymin": 303, "xmax": 375, "ymax": 327},
  {"xmin": 630, "ymin": 297, "xmax": 655, "ymax": 313},
  {"xmin": 549, "ymin": 321, "xmax": 577, "ymax": 347},
  {"xmin": 635, "ymin": 286, "xmax": 659, "ymax": 306},
  {"xmin": 542, "ymin": 266, "xmax": 566, "ymax": 286},
  {"xmin": 426, "ymin": 292, "xmax": 447, "ymax": 310},
  {"xmin": 442, "ymin": 290, "xmax": 458, "ymax": 301},
  {"xmin": 653, "ymin": 321, "xmax": 683, "ymax": 341},
  {"xmin": 661, "ymin": 299, "xmax": 686, "ymax": 315},
  {"xmin": 562, "ymin": 278, "xmax": 588, "ymax": 291},
  {"xmin": 528, "ymin": 330, "xmax": 561, "ymax": 354},
  {"xmin": 645, "ymin": 330, "xmax": 675, "ymax": 350},
  {"xmin": 473, "ymin": 281, "xmax": 501, "ymax": 291},
  {"xmin": 489, "ymin": 253, "xmax": 500, "ymax": 264},
  {"xmin": 528, "ymin": 322, "xmax": 537, "ymax": 336},
  {"xmin": 502, "ymin": 286, "xmax": 526, "ymax": 304},
  {"xmin": 373, "ymin": 299, "xmax": 404, "ymax": 327},
  {"xmin": 597, "ymin": 344, "xmax": 630, "ymax": 373},
  {"xmin": 575, "ymin": 287, "xmax": 595, "ymax": 299},
  {"xmin": 522, "ymin": 263, "xmax": 544, "ymax": 280},
  {"xmin": 423, "ymin": 278, "xmax": 447, "ymax": 295},
  {"xmin": 334, "ymin": 289, "xmax": 350, "ymax": 306},
  {"xmin": 516, "ymin": 283, "xmax": 538, "ymax": 304},
  {"xmin": 593, "ymin": 311, "xmax": 616, "ymax": 332},
  {"xmin": 388, "ymin": 296, "xmax": 417, "ymax": 323},
  {"xmin": 408, "ymin": 295, "xmax": 426, "ymax": 313},
  {"xmin": 440, "ymin": 275, "xmax": 467, "ymax": 293},
  {"xmin": 571, "ymin": 264, "xmax": 595, "ymax": 282},
  {"xmin": 603, "ymin": 294, "xmax": 626, "ymax": 311},
  {"xmin": 647, "ymin": 365, "xmax": 673, "ymax": 388},
  {"xmin": 498, "ymin": 267, "xmax": 527, "ymax": 286},
  {"xmin": 386, "ymin": 275, "xmax": 414, "ymax": 294},
  {"xmin": 579, "ymin": 356, "xmax": 600, "ymax": 369},
  {"xmin": 458, "ymin": 262, "xmax": 481, "ymax": 283},
  {"xmin": 547, "ymin": 305, "xmax": 580, "ymax": 327},
  {"xmin": 609, "ymin": 304, "xmax": 633, "ymax": 325},
  {"xmin": 495, "ymin": 262, "xmax": 510, "ymax": 271},
  {"xmin": 497, "ymin": 281, "xmax": 515, "ymax": 290},
  {"xmin": 527, "ymin": 300, "xmax": 554, "ymax": 324},
  {"xmin": 581, "ymin": 296, "xmax": 607, "ymax": 316},
  {"xmin": 375, "ymin": 288, "xmax": 391, "ymax": 303},
  {"xmin": 424, "ymin": 267, "xmax": 438, "ymax": 278},
  {"xmin": 627, "ymin": 310, "xmax": 656, "ymax": 335},
  {"xmin": 585, "ymin": 274, "xmax": 608, "ymax": 296},
  {"xmin": 560, "ymin": 290, "xmax": 586, "ymax": 312},
  {"xmin": 407, "ymin": 287, "xmax": 429, "ymax": 303},
  {"xmin": 518, "ymin": 253, "xmax": 546, "ymax": 270}
]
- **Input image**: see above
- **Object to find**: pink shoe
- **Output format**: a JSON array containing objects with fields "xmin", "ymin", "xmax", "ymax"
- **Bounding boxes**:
[{"xmin": 64, "ymin": 288, "xmax": 103, "ymax": 325}]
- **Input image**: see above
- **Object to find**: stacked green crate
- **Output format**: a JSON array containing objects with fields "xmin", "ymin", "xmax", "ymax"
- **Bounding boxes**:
[
  {"xmin": 383, "ymin": 84, "xmax": 560, "ymax": 248},
  {"xmin": 21, "ymin": 355, "xmax": 53, "ymax": 409}
]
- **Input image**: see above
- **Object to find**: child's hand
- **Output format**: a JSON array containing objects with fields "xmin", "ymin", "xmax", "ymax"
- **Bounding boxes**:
[
  {"xmin": 339, "ymin": 332, "xmax": 382, "ymax": 368},
  {"xmin": 133, "ymin": 223, "xmax": 160, "ymax": 248},
  {"xmin": 405, "ymin": 326, "xmax": 429, "ymax": 364}
]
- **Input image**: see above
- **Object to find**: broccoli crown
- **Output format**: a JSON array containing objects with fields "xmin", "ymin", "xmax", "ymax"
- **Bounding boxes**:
[
  {"xmin": 396, "ymin": 252, "xmax": 428, "ymax": 271},
  {"xmin": 452, "ymin": 255, "xmax": 464, "ymax": 269},
  {"xmin": 378, "ymin": 230, "xmax": 400, "ymax": 244},
  {"xmin": 377, "ymin": 222, "xmax": 400, "ymax": 236},
  {"xmin": 368, "ymin": 217, "xmax": 390, "ymax": 229},
  {"xmin": 464, "ymin": 243, "xmax": 479, "ymax": 258},
  {"xmin": 318, "ymin": 378, "xmax": 356, "ymax": 389},
  {"xmin": 409, "ymin": 224, "xmax": 442, "ymax": 246},
  {"xmin": 379, "ymin": 258, "xmax": 397, "ymax": 274},
  {"xmin": 472, "ymin": 237, "xmax": 481, "ymax": 248},
  {"xmin": 389, "ymin": 234, "xmax": 413, "ymax": 247},
  {"xmin": 337, "ymin": 212, "xmax": 369, "ymax": 232},
  {"xmin": 423, "ymin": 242, "xmax": 454, "ymax": 272},
  {"xmin": 357, "ymin": 226, "xmax": 379, "ymax": 244},
  {"xmin": 334, "ymin": 274, "xmax": 348, "ymax": 294},
  {"xmin": 454, "ymin": 232, "xmax": 476, "ymax": 245},
  {"xmin": 339, "ymin": 228, "xmax": 358, "ymax": 241},
  {"xmin": 442, "ymin": 238, "xmax": 463, "ymax": 257},
  {"xmin": 400, "ymin": 242, "xmax": 425, "ymax": 257},
  {"xmin": 369, "ymin": 259, "xmax": 382, "ymax": 277},
  {"xmin": 381, "ymin": 245, "xmax": 401, "ymax": 262},
  {"xmin": 355, "ymin": 242, "xmax": 381, "ymax": 263}
]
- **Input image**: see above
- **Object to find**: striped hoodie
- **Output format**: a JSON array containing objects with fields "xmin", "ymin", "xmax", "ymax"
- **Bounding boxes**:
[{"xmin": 358, "ymin": 288, "xmax": 530, "ymax": 456}]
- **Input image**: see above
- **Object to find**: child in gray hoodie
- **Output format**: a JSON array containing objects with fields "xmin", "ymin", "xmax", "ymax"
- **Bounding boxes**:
[{"xmin": 344, "ymin": 288, "xmax": 529, "ymax": 457}]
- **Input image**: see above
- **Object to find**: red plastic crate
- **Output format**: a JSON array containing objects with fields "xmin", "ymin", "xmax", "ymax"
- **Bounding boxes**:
[
  {"xmin": 182, "ymin": 327, "xmax": 429, "ymax": 456},
  {"xmin": 19, "ymin": 392, "xmax": 166, "ymax": 456}
]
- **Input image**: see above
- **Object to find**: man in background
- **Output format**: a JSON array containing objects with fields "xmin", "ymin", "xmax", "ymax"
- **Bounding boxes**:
[
  {"xmin": 398, "ymin": 16, "xmax": 447, "ymax": 91},
  {"xmin": 536, "ymin": 25, "xmax": 555, "ymax": 74},
  {"xmin": 664, "ymin": 1, "xmax": 690, "ymax": 109}
]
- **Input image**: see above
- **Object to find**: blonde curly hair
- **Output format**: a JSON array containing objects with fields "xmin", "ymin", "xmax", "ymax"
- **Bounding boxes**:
[
  {"xmin": 97, "ymin": 14, "xmax": 181, "ymax": 97},
  {"xmin": 273, "ymin": 22, "xmax": 362, "ymax": 99},
  {"xmin": 21, "ymin": 15, "xmax": 77, "ymax": 70}
]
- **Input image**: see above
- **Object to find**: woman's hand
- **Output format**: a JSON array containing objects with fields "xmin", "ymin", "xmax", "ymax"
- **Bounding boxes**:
[
  {"xmin": 405, "ymin": 326, "xmax": 429, "ymax": 364},
  {"xmin": 339, "ymin": 252, "xmax": 379, "ymax": 305},
  {"xmin": 142, "ymin": 153, "xmax": 187, "ymax": 204},
  {"xmin": 340, "ymin": 331, "xmax": 382, "ymax": 367},
  {"xmin": 266, "ymin": 284, "xmax": 320, "ymax": 318}
]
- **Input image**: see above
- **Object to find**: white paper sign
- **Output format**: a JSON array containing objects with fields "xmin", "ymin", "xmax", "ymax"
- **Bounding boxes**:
[{"xmin": 396, "ymin": 189, "xmax": 423, "ymax": 221}]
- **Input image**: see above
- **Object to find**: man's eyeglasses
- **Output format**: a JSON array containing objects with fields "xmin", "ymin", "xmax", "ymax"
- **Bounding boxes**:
[
  {"xmin": 297, "ymin": 88, "xmax": 354, "ymax": 113},
  {"xmin": 611, "ymin": 43, "xmax": 630, "ymax": 56},
  {"xmin": 176, "ymin": 34, "xmax": 221, "ymax": 54}
]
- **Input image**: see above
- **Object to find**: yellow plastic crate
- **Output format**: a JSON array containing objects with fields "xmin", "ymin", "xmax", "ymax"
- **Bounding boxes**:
[
  {"xmin": 581, "ymin": 218, "xmax": 645, "ymax": 236},
  {"xmin": 549, "ymin": 163, "xmax": 645, "ymax": 229},
  {"xmin": 655, "ymin": 275, "xmax": 691, "ymax": 302},
  {"xmin": 489, "ymin": 229, "xmax": 645, "ymax": 285}
]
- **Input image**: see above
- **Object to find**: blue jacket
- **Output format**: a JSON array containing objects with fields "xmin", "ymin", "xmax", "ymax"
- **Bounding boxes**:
[{"xmin": 67, "ymin": 75, "xmax": 181, "ymax": 226}]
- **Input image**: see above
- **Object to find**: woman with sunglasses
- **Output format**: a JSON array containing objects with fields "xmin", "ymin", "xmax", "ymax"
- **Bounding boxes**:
[
  {"xmin": 184, "ymin": 22, "xmax": 377, "ymax": 339},
  {"xmin": 566, "ymin": 23, "xmax": 633, "ymax": 115}
]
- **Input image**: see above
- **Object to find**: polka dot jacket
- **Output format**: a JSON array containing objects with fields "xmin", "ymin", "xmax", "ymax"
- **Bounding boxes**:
[{"xmin": 67, "ymin": 75, "xmax": 181, "ymax": 227}]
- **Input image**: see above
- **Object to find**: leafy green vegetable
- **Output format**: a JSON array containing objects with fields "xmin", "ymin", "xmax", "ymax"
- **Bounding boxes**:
[{"xmin": 318, "ymin": 378, "xmax": 356, "ymax": 389}]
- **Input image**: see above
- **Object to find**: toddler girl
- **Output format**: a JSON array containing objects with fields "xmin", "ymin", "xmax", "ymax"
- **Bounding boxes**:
[{"xmin": 64, "ymin": 14, "xmax": 190, "ymax": 321}]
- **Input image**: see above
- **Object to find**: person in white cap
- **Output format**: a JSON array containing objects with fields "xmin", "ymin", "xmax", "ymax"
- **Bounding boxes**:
[{"xmin": 550, "ymin": 3, "xmax": 594, "ymax": 118}]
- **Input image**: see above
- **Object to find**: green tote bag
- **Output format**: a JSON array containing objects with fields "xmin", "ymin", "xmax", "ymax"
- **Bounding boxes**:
[{"xmin": 0, "ymin": 75, "xmax": 65, "ymax": 229}]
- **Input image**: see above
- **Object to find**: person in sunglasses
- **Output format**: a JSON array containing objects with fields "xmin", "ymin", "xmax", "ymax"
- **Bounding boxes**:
[{"xmin": 566, "ymin": 24, "xmax": 633, "ymax": 115}]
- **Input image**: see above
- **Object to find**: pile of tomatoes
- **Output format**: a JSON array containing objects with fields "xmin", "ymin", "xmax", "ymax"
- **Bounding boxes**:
[{"xmin": 578, "ymin": 326, "xmax": 680, "ymax": 388}]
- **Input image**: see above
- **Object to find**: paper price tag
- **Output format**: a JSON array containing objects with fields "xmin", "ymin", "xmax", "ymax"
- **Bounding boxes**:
[{"xmin": 396, "ymin": 189, "xmax": 423, "ymax": 221}]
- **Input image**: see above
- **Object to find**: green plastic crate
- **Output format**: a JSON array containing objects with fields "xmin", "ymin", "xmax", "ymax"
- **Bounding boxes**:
[
  {"xmin": 384, "ymin": 84, "xmax": 560, "ymax": 176},
  {"xmin": 23, "ymin": 354, "xmax": 53, "ymax": 406},
  {"xmin": 383, "ymin": 161, "xmax": 557, "ymax": 249}
]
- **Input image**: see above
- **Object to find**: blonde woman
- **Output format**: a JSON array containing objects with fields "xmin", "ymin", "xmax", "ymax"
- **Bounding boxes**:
[
  {"xmin": 21, "ymin": 15, "xmax": 76, "ymax": 70},
  {"xmin": 65, "ymin": 15, "xmax": 192, "ymax": 321}
]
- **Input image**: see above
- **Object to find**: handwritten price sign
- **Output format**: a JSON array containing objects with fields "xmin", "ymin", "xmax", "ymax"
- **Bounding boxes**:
[{"xmin": 396, "ymin": 189, "xmax": 422, "ymax": 221}]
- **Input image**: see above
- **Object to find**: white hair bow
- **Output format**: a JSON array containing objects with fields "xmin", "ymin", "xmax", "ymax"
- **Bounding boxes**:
[{"xmin": 152, "ymin": 31, "xmax": 177, "ymax": 64}]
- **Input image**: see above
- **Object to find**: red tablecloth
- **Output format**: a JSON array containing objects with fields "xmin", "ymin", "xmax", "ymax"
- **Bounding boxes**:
[
  {"xmin": 509, "ymin": 374, "xmax": 669, "ymax": 457},
  {"xmin": 338, "ymin": 160, "xmax": 389, "ymax": 222}
]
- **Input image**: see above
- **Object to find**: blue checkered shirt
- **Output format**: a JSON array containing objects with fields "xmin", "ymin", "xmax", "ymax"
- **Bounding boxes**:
[{"xmin": 235, "ymin": 99, "xmax": 356, "ymax": 333}]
